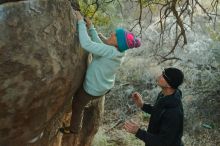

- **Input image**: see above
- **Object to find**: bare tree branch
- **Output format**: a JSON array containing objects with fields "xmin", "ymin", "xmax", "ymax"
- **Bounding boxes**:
[
  {"xmin": 211, "ymin": 0, "xmax": 219, "ymax": 29},
  {"xmin": 130, "ymin": 0, "xmax": 143, "ymax": 37},
  {"xmin": 78, "ymin": 0, "xmax": 220, "ymax": 62},
  {"xmin": 154, "ymin": 54, "xmax": 181, "ymax": 64},
  {"xmin": 195, "ymin": 0, "xmax": 212, "ymax": 20},
  {"xmin": 116, "ymin": 0, "xmax": 123, "ymax": 16}
]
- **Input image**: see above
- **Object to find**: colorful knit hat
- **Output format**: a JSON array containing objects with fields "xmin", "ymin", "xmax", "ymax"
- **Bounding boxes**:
[{"xmin": 115, "ymin": 28, "xmax": 141, "ymax": 52}]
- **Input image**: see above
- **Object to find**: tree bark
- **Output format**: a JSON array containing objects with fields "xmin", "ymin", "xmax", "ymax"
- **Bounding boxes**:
[{"xmin": 78, "ymin": 96, "xmax": 105, "ymax": 146}]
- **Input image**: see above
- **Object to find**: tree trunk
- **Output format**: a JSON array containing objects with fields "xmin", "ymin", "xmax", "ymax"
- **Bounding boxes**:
[
  {"xmin": 60, "ymin": 96, "xmax": 105, "ymax": 146},
  {"xmin": 0, "ymin": 0, "xmax": 102, "ymax": 146},
  {"xmin": 78, "ymin": 96, "xmax": 105, "ymax": 146}
]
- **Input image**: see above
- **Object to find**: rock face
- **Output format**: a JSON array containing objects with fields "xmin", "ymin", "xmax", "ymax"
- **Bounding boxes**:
[{"xmin": 0, "ymin": 0, "xmax": 87, "ymax": 145}]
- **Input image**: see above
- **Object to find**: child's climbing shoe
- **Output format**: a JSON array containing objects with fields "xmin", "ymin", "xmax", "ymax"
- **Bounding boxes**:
[{"xmin": 59, "ymin": 127, "xmax": 74, "ymax": 134}]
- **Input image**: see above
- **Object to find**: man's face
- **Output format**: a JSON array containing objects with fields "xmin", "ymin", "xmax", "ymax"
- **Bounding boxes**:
[{"xmin": 156, "ymin": 74, "xmax": 170, "ymax": 88}]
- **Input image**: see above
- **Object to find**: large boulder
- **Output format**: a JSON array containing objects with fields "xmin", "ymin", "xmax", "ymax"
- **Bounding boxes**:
[{"xmin": 0, "ymin": 0, "xmax": 87, "ymax": 145}]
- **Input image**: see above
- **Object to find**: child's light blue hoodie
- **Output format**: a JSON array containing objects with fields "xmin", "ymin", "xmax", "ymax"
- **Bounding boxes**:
[{"xmin": 78, "ymin": 20, "xmax": 125, "ymax": 96}]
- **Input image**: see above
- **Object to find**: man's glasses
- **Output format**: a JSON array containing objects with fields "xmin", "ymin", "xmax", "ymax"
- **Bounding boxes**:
[{"xmin": 162, "ymin": 69, "xmax": 171, "ymax": 82}]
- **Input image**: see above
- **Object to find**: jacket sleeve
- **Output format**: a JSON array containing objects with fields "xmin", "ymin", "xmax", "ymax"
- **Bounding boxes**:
[
  {"xmin": 135, "ymin": 109, "xmax": 181, "ymax": 146},
  {"xmin": 141, "ymin": 104, "xmax": 153, "ymax": 114},
  {"xmin": 88, "ymin": 25, "xmax": 103, "ymax": 43},
  {"xmin": 78, "ymin": 20, "xmax": 116, "ymax": 57}
]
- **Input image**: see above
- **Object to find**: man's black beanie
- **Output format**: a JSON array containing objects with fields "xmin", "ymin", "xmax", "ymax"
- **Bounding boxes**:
[{"xmin": 163, "ymin": 68, "xmax": 184, "ymax": 89}]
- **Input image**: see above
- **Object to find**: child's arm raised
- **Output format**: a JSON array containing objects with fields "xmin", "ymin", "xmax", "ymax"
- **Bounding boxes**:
[
  {"xmin": 85, "ymin": 17, "xmax": 103, "ymax": 43},
  {"xmin": 75, "ymin": 11, "xmax": 119, "ymax": 57}
]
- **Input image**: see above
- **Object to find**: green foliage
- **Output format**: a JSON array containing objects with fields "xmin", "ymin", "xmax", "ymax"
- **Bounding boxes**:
[
  {"xmin": 207, "ymin": 26, "xmax": 220, "ymax": 41},
  {"xmin": 92, "ymin": 128, "xmax": 145, "ymax": 146},
  {"xmin": 142, "ymin": 112, "xmax": 150, "ymax": 121},
  {"xmin": 78, "ymin": 0, "xmax": 122, "ymax": 28},
  {"xmin": 206, "ymin": 22, "xmax": 220, "ymax": 63},
  {"xmin": 142, "ymin": 0, "xmax": 166, "ymax": 13},
  {"xmin": 92, "ymin": 129, "xmax": 109, "ymax": 146},
  {"xmin": 78, "ymin": 0, "xmax": 109, "ymax": 26}
]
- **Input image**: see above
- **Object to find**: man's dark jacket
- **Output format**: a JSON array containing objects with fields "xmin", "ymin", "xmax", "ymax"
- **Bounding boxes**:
[{"xmin": 135, "ymin": 89, "xmax": 184, "ymax": 146}]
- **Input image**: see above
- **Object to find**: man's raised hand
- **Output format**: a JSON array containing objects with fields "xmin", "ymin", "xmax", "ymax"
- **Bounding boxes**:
[{"xmin": 132, "ymin": 92, "xmax": 144, "ymax": 108}]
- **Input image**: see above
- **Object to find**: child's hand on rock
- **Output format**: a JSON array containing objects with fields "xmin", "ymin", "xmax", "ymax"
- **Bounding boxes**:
[{"xmin": 75, "ymin": 11, "xmax": 83, "ymax": 20}]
